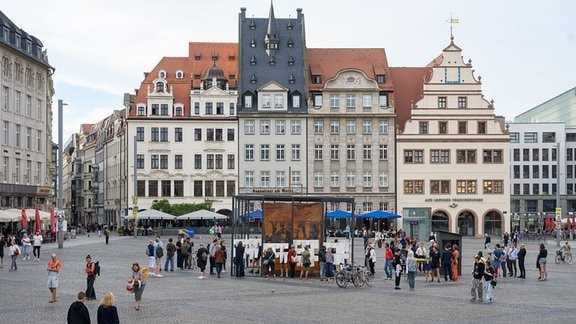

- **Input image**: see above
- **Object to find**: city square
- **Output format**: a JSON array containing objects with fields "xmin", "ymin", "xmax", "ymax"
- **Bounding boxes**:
[{"xmin": 1, "ymin": 233, "xmax": 575, "ymax": 323}]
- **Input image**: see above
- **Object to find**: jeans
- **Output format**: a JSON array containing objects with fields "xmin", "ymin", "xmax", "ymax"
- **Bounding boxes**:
[
  {"xmin": 443, "ymin": 263, "xmax": 452, "ymax": 281},
  {"xmin": 164, "ymin": 256, "xmax": 174, "ymax": 271},
  {"xmin": 407, "ymin": 271, "xmax": 415, "ymax": 289},
  {"xmin": 216, "ymin": 263, "xmax": 223, "ymax": 277},
  {"xmin": 483, "ymin": 280, "xmax": 493, "ymax": 302},
  {"xmin": 10, "ymin": 255, "xmax": 17, "ymax": 270},
  {"xmin": 385, "ymin": 259, "xmax": 393, "ymax": 279},
  {"xmin": 319, "ymin": 262, "xmax": 326, "ymax": 279},
  {"xmin": 22, "ymin": 245, "xmax": 30, "ymax": 259}
]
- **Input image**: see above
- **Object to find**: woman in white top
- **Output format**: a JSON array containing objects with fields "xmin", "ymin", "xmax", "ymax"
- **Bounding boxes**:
[
  {"xmin": 8, "ymin": 240, "xmax": 20, "ymax": 271},
  {"xmin": 416, "ymin": 242, "xmax": 427, "ymax": 272},
  {"xmin": 21, "ymin": 233, "xmax": 31, "ymax": 261},
  {"xmin": 32, "ymin": 232, "xmax": 43, "ymax": 261}
]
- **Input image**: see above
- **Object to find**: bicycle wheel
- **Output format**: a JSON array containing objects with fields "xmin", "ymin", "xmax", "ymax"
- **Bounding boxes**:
[
  {"xmin": 352, "ymin": 272, "xmax": 365, "ymax": 287},
  {"xmin": 335, "ymin": 272, "xmax": 348, "ymax": 288},
  {"xmin": 566, "ymin": 254, "xmax": 573, "ymax": 264},
  {"xmin": 364, "ymin": 272, "xmax": 373, "ymax": 287},
  {"xmin": 555, "ymin": 254, "xmax": 561, "ymax": 264}
]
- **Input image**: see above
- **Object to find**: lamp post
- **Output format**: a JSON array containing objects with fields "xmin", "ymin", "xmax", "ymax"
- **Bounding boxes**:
[
  {"xmin": 556, "ymin": 142, "xmax": 561, "ymax": 247},
  {"xmin": 57, "ymin": 99, "xmax": 67, "ymax": 249}
]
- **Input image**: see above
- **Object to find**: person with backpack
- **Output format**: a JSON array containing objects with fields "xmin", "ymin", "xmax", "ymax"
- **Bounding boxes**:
[
  {"xmin": 164, "ymin": 238, "xmax": 176, "ymax": 272},
  {"xmin": 154, "ymin": 236, "xmax": 164, "ymax": 277},
  {"xmin": 8, "ymin": 239, "xmax": 20, "ymax": 271},
  {"xmin": 180, "ymin": 237, "xmax": 189, "ymax": 271},
  {"xmin": 196, "ymin": 243, "xmax": 209, "ymax": 279},
  {"xmin": 85, "ymin": 255, "xmax": 97, "ymax": 300}
]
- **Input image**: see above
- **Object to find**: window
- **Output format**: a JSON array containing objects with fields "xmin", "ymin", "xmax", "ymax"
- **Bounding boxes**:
[
  {"xmin": 419, "ymin": 122, "xmax": 428, "ymax": 134},
  {"xmin": 174, "ymin": 180, "xmax": 184, "ymax": 197},
  {"xmin": 151, "ymin": 104, "xmax": 159, "ymax": 115},
  {"xmin": 330, "ymin": 94, "xmax": 339, "ymax": 108},
  {"xmin": 513, "ymin": 149, "xmax": 520, "ymax": 161},
  {"xmin": 330, "ymin": 145, "xmax": 339, "ymax": 160},
  {"xmin": 376, "ymin": 75, "xmax": 386, "ymax": 84},
  {"xmin": 160, "ymin": 127, "xmax": 168, "ymax": 141},
  {"xmin": 363, "ymin": 171, "xmax": 372, "ymax": 187},
  {"xmin": 162, "ymin": 180, "xmax": 171, "ymax": 197},
  {"xmin": 227, "ymin": 129, "xmax": 235, "ymax": 141},
  {"xmin": 194, "ymin": 102, "xmax": 200, "ymax": 115},
  {"xmin": 36, "ymin": 130, "xmax": 41, "ymax": 152},
  {"xmin": 346, "ymin": 94, "xmax": 355, "ymax": 108},
  {"xmin": 137, "ymin": 180, "xmax": 146, "ymax": 197},
  {"xmin": 363, "ymin": 145, "xmax": 372, "ymax": 160},
  {"xmin": 291, "ymin": 120, "xmax": 301, "ymax": 134},
  {"xmin": 151, "ymin": 155, "xmax": 159, "ymax": 169},
  {"xmin": 160, "ymin": 155, "xmax": 168, "ymax": 169},
  {"xmin": 346, "ymin": 171, "xmax": 356, "ymax": 187},
  {"xmin": 175, "ymin": 155, "xmax": 183, "ymax": 169},
  {"xmin": 438, "ymin": 97, "xmax": 447, "ymax": 108},
  {"xmin": 276, "ymin": 144, "xmax": 285, "ymax": 160},
  {"xmin": 2, "ymin": 86, "xmax": 8, "ymax": 110},
  {"xmin": 151, "ymin": 128, "xmax": 159, "ymax": 141},
  {"xmin": 314, "ymin": 171, "xmax": 323, "ymax": 187},
  {"xmin": 542, "ymin": 149, "xmax": 549, "ymax": 161},
  {"xmin": 207, "ymin": 154, "xmax": 215, "ymax": 169},
  {"xmin": 533, "ymin": 165, "xmax": 539, "ymax": 178},
  {"xmin": 260, "ymin": 144, "xmax": 270, "ymax": 160},
  {"xmin": 291, "ymin": 171, "xmax": 301, "ymax": 186},
  {"xmin": 215, "ymin": 154, "xmax": 223, "ymax": 169},
  {"xmin": 262, "ymin": 94, "xmax": 271, "ymax": 108},
  {"xmin": 194, "ymin": 154, "xmax": 202, "ymax": 169},
  {"xmin": 379, "ymin": 145, "xmax": 388, "ymax": 160},
  {"xmin": 478, "ymin": 121, "xmax": 486, "ymax": 134},
  {"xmin": 214, "ymin": 102, "xmax": 224, "ymax": 115},
  {"xmin": 431, "ymin": 180, "xmax": 450, "ymax": 194},
  {"xmin": 25, "ymin": 96, "xmax": 31, "ymax": 116},
  {"xmin": 314, "ymin": 145, "xmax": 323, "ymax": 160},
  {"xmin": 524, "ymin": 132, "xmax": 537, "ymax": 143},
  {"xmin": 244, "ymin": 94, "xmax": 253, "ymax": 108},
  {"xmin": 346, "ymin": 145, "xmax": 356, "ymax": 160},
  {"xmin": 456, "ymin": 180, "xmax": 477, "ymax": 194},
  {"xmin": 292, "ymin": 94, "xmax": 300, "ymax": 108},
  {"xmin": 260, "ymin": 171, "xmax": 270, "ymax": 187},
  {"xmin": 431, "ymin": 150, "xmax": 450, "ymax": 163},
  {"xmin": 260, "ymin": 120, "xmax": 270, "ymax": 134},
  {"xmin": 404, "ymin": 150, "xmax": 424, "ymax": 163},
  {"xmin": 15, "ymin": 125, "xmax": 20, "ymax": 147},
  {"xmin": 244, "ymin": 120, "xmax": 255, "ymax": 135},
  {"xmin": 330, "ymin": 121, "xmax": 339, "ymax": 134},
  {"xmin": 26, "ymin": 127, "xmax": 31, "ymax": 149},
  {"xmin": 312, "ymin": 75, "xmax": 322, "ymax": 84},
  {"xmin": 458, "ymin": 97, "xmax": 467, "ymax": 108},
  {"xmin": 362, "ymin": 94, "xmax": 372, "ymax": 108},
  {"xmin": 532, "ymin": 148, "xmax": 539, "ymax": 161},
  {"xmin": 330, "ymin": 171, "xmax": 340, "ymax": 187},
  {"xmin": 543, "ymin": 132, "xmax": 556, "ymax": 143},
  {"xmin": 378, "ymin": 120, "xmax": 389, "ymax": 134},
  {"xmin": 379, "ymin": 93, "xmax": 388, "ymax": 107},
  {"xmin": 456, "ymin": 150, "xmax": 476, "ymax": 163},
  {"xmin": 533, "ymin": 183, "xmax": 540, "ymax": 195},
  {"xmin": 542, "ymin": 165, "xmax": 549, "ymax": 178},
  {"xmin": 379, "ymin": 171, "xmax": 389, "ymax": 187},
  {"xmin": 14, "ymin": 91, "xmax": 21, "ymax": 114},
  {"xmin": 194, "ymin": 128, "xmax": 202, "ymax": 141},
  {"xmin": 483, "ymin": 150, "xmax": 503, "ymax": 163},
  {"xmin": 207, "ymin": 129, "xmax": 214, "ymax": 141},
  {"xmin": 175, "ymin": 128, "xmax": 183, "ymax": 142},
  {"xmin": 175, "ymin": 106, "xmax": 183, "ymax": 116},
  {"xmin": 275, "ymin": 120, "xmax": 285, "ymax": 134},
  {"xmin": 205, "ymin": 102, "xmax": 213, "ymax": 115},
  {"xmin": 513, "ymin": 165, "xmax": 520, "ymax": 178},
  {"xmin": 362, "ymin": 121, "xmax": 372, "ymax": 134},
  {"xmin": 229, "ymin": 102, "xmax": 235, "ymax": 115},
  {"xmin": 523, "ymin": 165, "xmax": 530, "ymax": 179},
  {"xmin": 136, "ymin": 154, "xmax": 144, "ymax": 169},
  {"xmin": 2, "ymin": 121, "xmax": 9, "ymax": 145},
  {"xmin": 148, "ymin": 181, "xmax": 158, "ymax": 197},
  {"xmin": 194, "ymin": 181, "xmax": 203, "ymax": 197},
  {"xmin": 227, "ymin": 154, "xmax": 235, "ymax": 169},
  {"xmin": 244, "ymin": 171, "xmax": 254, "ymax": 188},
  {"xmin": 291, "ymin": 144, "xmax": 301, "ymax": 160},
  {"xmin": 245, "ymin": 144, "xmax": 254, "ymax": 160},
  {"xmin": 483, "ymin": 180, "xmax": 504, "ymax": 194},
  {"xmin": 510, "ymin": 132, "xmax": 519, "ymax": 143},
  {"xmin": 458, "ymin": 121, "xmax": 467, "ymax": 134},
  {"xmin": 347, "ymin": 121, "xmax": 356, "ymax": 134},
  {"xmin": 274, "ymin": 95, "xmax": 283, "ymax": 108},
  {"xmin": 523, "ymin": 149, "xmax": 530, "ymax": 161},
  {"xmin": 160, "ymin": 104, "xmax": 169, "ymax": 115},
  {"xmin": 314, "ymin": 94, "xmax": 323, "ymax": 107},
  {"xmin": 404, "ymin": 180, "xmax": 424, "ymax": 194},
  {"xmin": 314, "ymin": 120, "xmax": 324, "ymax": 134},
  {"xmin": 136, "ymin": 127, "xmax": 144, "ymax": 141}
]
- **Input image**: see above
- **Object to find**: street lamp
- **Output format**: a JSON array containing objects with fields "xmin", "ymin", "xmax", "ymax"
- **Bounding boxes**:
[{"xmin": 57, "ymin": 99, "xmax": 67, "ymax": 249}]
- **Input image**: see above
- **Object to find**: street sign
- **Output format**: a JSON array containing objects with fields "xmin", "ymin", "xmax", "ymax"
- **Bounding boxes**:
[
  {"xmin": 120, "ymin": 209, "xmax": 125, "ymax": 217},
  {"xmin": 410, "ymin": 221, "xmax": 419, "ymax": 225},
  {"xmin": 556, "ymin": 207, "xmax": 562, "ymax": 221}
]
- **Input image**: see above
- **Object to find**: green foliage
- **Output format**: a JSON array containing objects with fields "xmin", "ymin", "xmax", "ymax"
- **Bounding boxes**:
[{"xmin": 151, "ymin": 199, "xmax": 214, "ymax": 216}]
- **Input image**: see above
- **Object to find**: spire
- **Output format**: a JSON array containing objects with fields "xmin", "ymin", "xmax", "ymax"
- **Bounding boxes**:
[{"xmin": 265, "ymin": 0, "xmax": 279, "ymax": 56}]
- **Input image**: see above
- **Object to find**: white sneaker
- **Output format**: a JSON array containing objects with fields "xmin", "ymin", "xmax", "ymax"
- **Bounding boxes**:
[
  {"xmin": 156, "ymin": 274, "xmax": 163, "ymax": 278},
  {"xmin": 222, "ymin": 270, "xmax": 226, "ymax": 273},
  {"xmin": 150, "ymin": 273, "xmax": 156, "ymax": 277}
]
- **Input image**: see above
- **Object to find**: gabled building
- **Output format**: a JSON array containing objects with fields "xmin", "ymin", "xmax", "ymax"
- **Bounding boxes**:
[
  {"xmin": 395, "ymin": 36, "xmax": 510, "ymax": 238},
  {"xmin": 237, "ymin": 5, "xmax": 308, "ymax": 197},
  {"xmin": 306, "ymin": 48, "xmax": 396, "ymax": 227},
  {"xmin": 126, "ymin": 42, "xmax": 238, "ymax": 216}
]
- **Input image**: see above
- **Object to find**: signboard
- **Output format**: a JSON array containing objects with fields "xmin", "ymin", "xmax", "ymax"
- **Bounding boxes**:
[
  {"xmin": 410, "ymin": 221, "xmax": 419, "ymax": 225},
  {"xmin": 556, "ymin": 207, "xmax": 562, "ymax": 221}
]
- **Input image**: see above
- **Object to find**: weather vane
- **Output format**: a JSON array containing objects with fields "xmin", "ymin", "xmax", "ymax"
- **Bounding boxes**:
[{"xmin": 448, "ymin": 14, "xmax": 459, "ymax": 38}]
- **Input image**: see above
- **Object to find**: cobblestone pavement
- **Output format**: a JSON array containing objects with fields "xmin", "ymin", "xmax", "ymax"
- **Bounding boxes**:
[{"xmin": 1, "ymin": 232, "xmax": 575, "ymax": 324}]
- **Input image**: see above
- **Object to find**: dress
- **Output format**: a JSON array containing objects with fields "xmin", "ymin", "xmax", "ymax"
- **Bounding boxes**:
[{"xmin": 451, "ymin": 250, "xmax": 459, "ymax": 281}]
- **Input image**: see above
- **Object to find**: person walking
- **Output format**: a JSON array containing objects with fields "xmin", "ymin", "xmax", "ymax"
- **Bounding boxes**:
[
  {"xmin": 384, "ymin": 243, "xmax": 393, "ymax": 280},
  {"xmin": 21, "ymin": 233, "xmax": 31, "ymax": 260},
  {"xmin": 146, "ymin": 240, "xmax": 155, "ymax": 277},
  {"xmin": 483, "ymin": 259, "xmax": 495, "ymax": 304},
  {"xmin": 32, "ymin": 231, "xmax": 43, "ymax": 261},
  {"xmin": 8, "ymin": 239, "xmax": 20, "ymax": 271},
  {"xmin": 85, "ymin": 255, "xmax": 97, "ymax": 300},
  {"xmin": 67, "ymin": 292, "xmax": 91, "ymax": 324},
  {"xmin": 517, "ymin": 243, "xmax": 527, "ymax": 278},
  {"xmin": 470, "ymin": 255, "xmax": 484, "ymax": 302},
  {"xmin": 537, "ymin": 242, "xmax": 548, "ymax": 281},
  {"xmin": 406, "ymin": 250, "xmax": 417, "ymax": 291},
  {"xmin": 153, "ymin": 236, "xmax": 164, "ymax": 277},
  {"xmin": 47, "ymin": 253, "xmax": 62, "ymax": 303},
  {"xmin": 234, "ymin": 241, "xmax": 245, "ymax": 278},
  {"xmin": 367, "ymin": 243, "xmax": 376, "ymax": 275},
  {"xmin": 97, "ymin": 292, "xmax": 119, "ymax": 324},
  {"xmin": 104, "ymin": 226, "xmax": 110, "ymax": 245},
  {"xmin": 130, "ymin": 263, "xmax": 146, "ymax": 311}
]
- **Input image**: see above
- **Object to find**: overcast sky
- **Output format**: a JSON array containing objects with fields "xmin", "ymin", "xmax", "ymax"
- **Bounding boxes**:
[{"xmin": 3, "ymin": 0, "xmax": 575, "ymax": 140}]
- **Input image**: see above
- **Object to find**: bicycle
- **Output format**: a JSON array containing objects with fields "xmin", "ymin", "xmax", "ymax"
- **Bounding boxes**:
[
  {"xmin": 335, "ymin": 263, "xmax": 364, "ymax": 288},
  {"xmin": 555, "ymin": 250, "xmax": 572, "ymax": 264},
  {"xmin": 357, "ymin": 266, "xmax": 374, "ymax": 287}
]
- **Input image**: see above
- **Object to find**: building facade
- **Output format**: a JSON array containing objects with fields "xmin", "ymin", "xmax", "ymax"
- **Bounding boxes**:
[
  {"xmin": 395, "ymin": 37, "xmax": 510, "ymax": 238},
  {"xmin": 0, "ymin": 11, "xmax": 55, "ymax": 212}
]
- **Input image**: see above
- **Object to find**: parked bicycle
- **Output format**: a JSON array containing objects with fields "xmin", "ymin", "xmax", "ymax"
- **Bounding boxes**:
[
  {"xmin": 555, "ymin": 250, "xmax": 572, "ymax": 264},
  {"xmin": 335, "ymin": 263, "xmax": 372, "ymax": 288}
]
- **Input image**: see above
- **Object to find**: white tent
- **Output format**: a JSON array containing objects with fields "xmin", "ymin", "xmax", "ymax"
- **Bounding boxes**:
[
  {"xmin": 176, "ymin": 209, "xmax": 228, "ymax": 221},
  {"xmin": 0, "ymin": 209, "xmax": 21, "ymax": 222},
  {"xmin": 124, "ymin": 209, "xmax": 176, "ymax": 220}
]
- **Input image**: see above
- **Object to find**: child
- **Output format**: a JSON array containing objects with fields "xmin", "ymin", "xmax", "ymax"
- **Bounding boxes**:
[{"xmin": 423, "ymin": 256, "xmax": 432, "ymax": 282}]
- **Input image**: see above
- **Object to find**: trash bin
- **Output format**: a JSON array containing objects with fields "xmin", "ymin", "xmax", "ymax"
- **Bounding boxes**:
[{"xmin": 188, "ymin": 227, "xmax": 195, "ymax": 238}]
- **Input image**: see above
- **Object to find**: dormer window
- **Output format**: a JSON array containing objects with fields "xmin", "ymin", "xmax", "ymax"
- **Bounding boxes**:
[
  {"xmin": 269, "ymin": 56, "xmax": 275, "ymax": 65},
  {"xmin": 194, "ymin": 54, "xmax": 201, "ymax": 60},
  {"xmin": 159, "ymin": 70, "xmax": 166, "ymax": 79},
  {"xmin": 287, "ymin": 38, "xmax": 294, "ymax": 48},
  {"xmin": 287, "ymin": 20, "xmax": 293, "ymax": 30},
  {"xmin": 228, "ymin": 55, "xmax": 235, "ymax": 61},
  {"xmin": 289, "ymin": 73, "xmax": 295, "ymax": 84},
  {"xmin": 288, "ymin": 56, "xmax": 294, "ymax": 66},
  {"xmin": 250, "ymin": 38, "xmax": 256, "ymax": 48},
  {"xmin": 376, "ymin": 75, "xmax": 386, "ymax": 84},
  {"xmin": 312, "ymin": 75, "xmax": 322, "ymax": 84},
  {"xmin": 156, "ymin": 82, "xmax": 164, "ymax": 92},
  {"xmin": 250, "ymin": 55, "xmax": 257, "ymax": 65},
  {"xmin": 250, "ymin": 74, "xmax": 257, "ymax": 84},
  {"xmin": 176, "ymin": 70, "xmax": 184, "ymax": 79},
  {"xmin": 250, "ymin": 18, "xmax": 256, "ymax": 30}
]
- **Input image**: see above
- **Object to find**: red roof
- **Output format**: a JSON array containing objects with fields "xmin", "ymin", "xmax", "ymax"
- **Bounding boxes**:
[{"xmin": 389, "ymin": 67, "xmax": 432, "ymax": 132}]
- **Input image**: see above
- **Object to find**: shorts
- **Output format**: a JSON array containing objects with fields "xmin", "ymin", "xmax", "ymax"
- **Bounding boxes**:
[
  {"xmin": 538, "ymin": 257, "xmax": 546, "ymax": 265},
  {"xmin": 148, "ymin": 256, "xmax": 156, "ymax": 268},
  {"xmin": 47, "ymin": 273, "xmax": 58, "ymax": 288}
]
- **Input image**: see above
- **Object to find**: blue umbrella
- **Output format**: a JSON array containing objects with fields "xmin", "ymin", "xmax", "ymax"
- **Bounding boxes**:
[
  {"xmin": 240, "ymin": 210, "xmax": 262, "ymax": 219},
  {"xmin": 325, "ymin": 210, "xmax": 352, "ymax": 218},
  {"xmin": 357, "ymin": 210, "xmax": 401, "ymax": 219}
]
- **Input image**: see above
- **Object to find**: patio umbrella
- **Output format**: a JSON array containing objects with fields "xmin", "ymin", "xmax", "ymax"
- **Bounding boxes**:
[
  {"xmin": 21, "ymin": 208, "xmax": 27, "ymax": 231},
  {"xmin": 50, "ymin": 207, "xmax": 56, "ymax": 234},
  {"xmin": 35, "ymin": 208, "xmax": 41, "ymax": 233}
]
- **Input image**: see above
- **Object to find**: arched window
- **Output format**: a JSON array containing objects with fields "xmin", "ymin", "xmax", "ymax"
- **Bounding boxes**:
[
  {"xmin": 432, "ymin": 212, "xmax": 449, "ymax": 232},
  {"xmin": 458, "ymin": 211, "xmax": 475, "ymax": 236},
  {"xmin": 484, "ymin": 211, "xmax": 502, "ymax": 237}
]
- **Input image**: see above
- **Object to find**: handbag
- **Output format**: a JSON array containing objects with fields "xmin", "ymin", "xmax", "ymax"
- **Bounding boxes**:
[
  {"xmin": 490, "ymin": 279, "xmax": 497, "ymax": 287},
  {"xmin": 289, "ymin": 255, "xmax": 296, "ymax": 263},
  {"xmin": 303, "ymin": 260, "xmax": 311, "ymax": 267},
  {"xmin": 263, "ymin": 260, "xmax": 269, "ymax": 266}
]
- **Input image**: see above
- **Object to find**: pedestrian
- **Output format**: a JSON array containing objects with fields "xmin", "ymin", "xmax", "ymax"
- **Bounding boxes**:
[
  {"xmin": 279, "ymin": 244, "xmax": 289, "ymax": 278},
  {"xmin": 104, "ymin": 226, "xmax": 110, "ymax": 245},
  {"xmin": 484, "ymin": 233, "xmax": 492, "ymax": 252},
  {"xmin": 176, "ymin": 232, "xmax": 184, "ymax": 270},
  {"xmin": 287, "ymin": 244, "xmax": 297, "ymax": 278},
  {"xmin": 97, "ymin": 292, "xmax": 119, "ymax": 324},
  {"xmin": 508, "ymin": 244, "xmax": 519, "ymax": 277},
  {"xmin": 185, "ymin": 237, "xmax": 194, "ymax": 270},
  {"xmin": 196, "ymin": 243, "xmax": 209, "ymax": 279},
  {"xmin": 220, "ymin": 240, "xmax": 228, "ymax": 273},
  {"xmin": 441, "ymin": 243, "xmax": 453, "ymax": 281},
  {"xmin": 384, "ymin": 243, "xmax": 393, "ymax": 280},
  {"xmin": 452, "ymin": 244, "xmax": 460, "ymax": 281},
  {"xmin": 208, "ymin": 238, "xmax": 218, "ymax": 275},
  {"xmin": 234, "ymin": 240, "xmax": 245, "ymax": 278},
  {"xmin": 32, "ymin": 231, "xmax": 43, "ymax": 261},
  {"xmin": 130, "ymin": 263, "xmax": 146, "ymax": 311},
  {"xmin": 483, "ymin": 259, "xmax": 495, "ymax": 304},
  {"xmin": 264, "ymin": 246, "xmax": 277, "ymax": 279},
  {"xmin": 164, "ymin": 237, "xmax": 176, "ymax": 272},
  {"xmin": 470, "ymin": 255, "xmax": 484, "ymax": 302},
  {"xmin": 537, "ymin": 242, "xmax": 548, "ymax": 281},
  {"xmin": 517, "ymin": 243, "xmax": 527, "ymax": 278},
  {"xmin": 325, "ymin": 247, "xmax": 335, "ymax": 282},
  {"xmin": 85, "ymin": 255, "xmax": 97, "ymax": 300},
  {"xmin": 299, "ymin": 246, "xmax": 310, "ymax": 280},
  {"xmin": 367, "ymin": 243, "xmax": 376, "ymax": 275},
  {"xmin": 146, "ymin": 240, "xmax": 155, "ymax": 276},
  {"xmin": 21, "ymin": 233, "xmax": 31, "ymax": 260},
  {"xmin": 214, "ymin": 244, "xmax": 225, "ymax": 278},
  {"xmin": 0, "ymin": 234, "xmax": 6, "ymax": 268},
  {"xmin": 318, "ymin": 246, "xmax": 327, "ymax": 281},
  {"xmin": 67, "ymin": 292, "xmax": 91, "ymax": 324},
  {"xmin": 407, "ymin": 250, "xmax": 416, "ymax": 291},
  {"xmin": 430, "ymin": 245, "xmax": 441, "ymax": 283},
  {"xmin": 8, "ymin": 239, "xmax": 20, "ymax": 271},
  {"xmin": 393, "ymin": 248, "xmax": 403, "ymax": 289},
  {"xmin": 47, "ymin": 253, "xmax": 62, "ymax": 303},
  {"xmin": 154, "ymin": 236, "xmax": 164, "ymax": 277}
]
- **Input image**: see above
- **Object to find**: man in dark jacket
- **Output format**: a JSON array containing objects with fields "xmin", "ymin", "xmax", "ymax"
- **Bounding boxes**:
[
  {"xmin": 441, "ymin": 244, "xmax": 453, "ymax": 281},
  {"xmin": 67, "ymin": 291, "xmax": 90, "ymax": 324},
  {"xmin": 517, "ymin": 243, "xmax": 527, "ymax": 278}
]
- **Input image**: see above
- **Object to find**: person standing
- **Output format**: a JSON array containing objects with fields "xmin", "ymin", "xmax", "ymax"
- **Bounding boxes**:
[
  {"xmin": 32, "ymin": 231, "xmax": 43, "ymax": 261},
  {"xmin": 131, "ymin": 263, "xmax": 146, "ymax": 310},
  {"xmin": 508, "ymin": 244, "xmax": 519, "ymax": 277},
  {"xmin": 430, "ymin": 246, "xmax": 441, "ymax": 283},
  {"xmin": 175, "ymin": 234, "xmax": 184, "ymax": 270},
  {"xmin": 451, "ymin": 245, "xmax": 460, "ymax": 282},
  {"xmin": 470, "ymin": 255, "xmax": 484, "ymax": 302},
  {"xmin": 8, "ymin": 239, "xmax": 20, "ymax": 271},
  {"xmin": 393, "ymin": 248, "xmax": 403, "ymax": 290},
  {"xmin": 384, "ymin": 243, "xmax": 393, "ymax": 280},
  {"xmin": 153, "ymin": 236, "xmax": 164, "ymax": 277},
  {"xmin": 368, "ymin": 243, "xmax": 376, "ymax": 275},
  {"xmin": 406, "ymin": 250, "xmax": 417, "ymax": 291},
  {"xmin": 208, "ymin": 238, "xmax": 218, "ymax": 276},
  {"xmin": 325, "ymin": 247, "xmax": 335, "ymax": 282},
  {"xmin": 196, "ymin": 243, "xmax": 209, "ymax": 279},
  {"xmin": 97, "ymin": 292, "xmax": 119, "ymax": 324},
  {"xmin": 287, "ymin": 244, "xmax": 297, "ymax": 279},
  {"xmin": 85, "ymin": 255, "xmax": 97, "ymax": 300},
  {"xmin": 104, "ymin": 226, "xmax": 110, "ymax": 245},
  {"xmin": 483, "ymin": 259, "xmax": 495, "ymax": 304},
  {"xmin": 441, "ymin": 244, "xmax": 453, "ymax": 282},
  {"xmin": 47, "ymin": 253, "xmax": 62, "ymax": 303},
  {"xmin": 318, "ymin": 246, "xmax": 327, "ymax": 281},
  {"xmin": 0, "ymin": 234, "xmax": 6, "ymax": 268},
  {"xmin": 537, "ymin": 242, "xmax": 548, "ymax": 281},
  {"xmin": 164, "ymin": 238, "xmax": 176, "ymax": 272},
  {"xmin": 299, "ymin": 246, "xmax": 310, "ymax": 280},
  {"xmin": 21, "ymin": 233, "xmax": 31, "ymax": 260},
  {"xmin": 146, "ymin": 240, "xmax": 155, "ymax": 276},
  {"xmin": 214, "ymin": 244, "xmax": 225, "ymax": 278},
  {"xmin": 67, "ymin": 292, "xmax": 91, "ymax": 324},
  {"xmin": 234, "ymin": 241, "xmax": 245, "ymax": 278},
  {"xmin": 517, "ymin": 243, "xmax": 527, "ymax": 278}
]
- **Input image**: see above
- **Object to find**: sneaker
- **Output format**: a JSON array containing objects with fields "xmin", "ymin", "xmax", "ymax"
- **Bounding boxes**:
[
  {"xmin": 485, "ymin": 300, "xmax": 491, "ymax": 304},
  {"xmin": 222, "ymin": 270, "xmax": 226, "ymax": 273},
  {"xmin": 156, "ymin": 274, "xmax": 163, "ymax": 278},
  {"xmin": 394, "ymin": 287, "xmax": 401, "ymax": 290},
  {"xmin": 198, "ymin": 276, "xmax": 204, "ymax": 279},
  {"xmin": 470, "ymin": 298, "xmax": 476, "ymax": 302},
  {"xmin": 150, "ymin": 273, "xmax": 156, "ymax": 277}
]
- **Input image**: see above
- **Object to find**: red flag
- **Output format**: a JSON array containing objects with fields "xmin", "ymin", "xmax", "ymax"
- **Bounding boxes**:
[
  {"xmin": 21, "ymin": 208, "xmax": 27, "ymax": 231},
  {"xmin": 50, "ymin": 207, "xmax": 56, "ymax": 234},
  {"xmin": 35, "ymin": 208, "xmax": 41, "ymax": 233}
]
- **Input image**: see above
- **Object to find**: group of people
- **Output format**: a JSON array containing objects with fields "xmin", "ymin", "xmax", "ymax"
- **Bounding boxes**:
[
  {"xmin": 67, "ymin": 291, "xmax": 120, "ymax": 324},
  {"xmin": 0, "ymin": 232, "xmax": 44, "ymax": 272}
]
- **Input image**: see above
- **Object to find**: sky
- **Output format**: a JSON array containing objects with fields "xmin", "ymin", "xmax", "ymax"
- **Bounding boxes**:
[{"xmin": 2, "ymin": 0, "xmax": 575, "ymax": 141}]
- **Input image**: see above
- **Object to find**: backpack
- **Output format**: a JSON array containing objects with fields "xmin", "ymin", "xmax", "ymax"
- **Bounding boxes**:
[
  {"xmin": 94, "ymin": 261, "xmax": 100, "ymax": 278},
  {"xmin": 181, "ymin": 241, "xmax": 189, "ymax": 255},
  {"xmin": 156, "ymin": 246, "xmax": 164, "ymax": 258}
]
